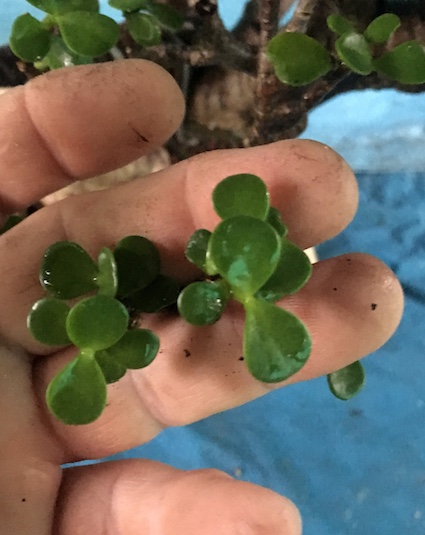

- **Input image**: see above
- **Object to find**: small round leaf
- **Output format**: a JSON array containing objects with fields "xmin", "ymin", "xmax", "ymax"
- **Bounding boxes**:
[
  {"xmin": 127, "ymin": 13, "xmax": 162, "ymax": 47},
  {"xmin": 335, "ymin": 32, "xmax": 373, "ymax": 75},
  {"xmin": 66, "ymin": 295, "xmax": 129, "ymax": 351},
  {"xmin": 266, "ymin": 207, "xmax": 288, "ymax": 238},
  {"xmin": 327, "ymin": 361, "xmax": 365, "ymax": 400},
  {"xmin": 40, "ymin": 241, "xmax": 98, "ymax": 299},
  {"xmin": 147, "ymin": 2, "xmax": 184, "ymax": 31},
  {"xmin": 267, "ymin": 32, "xmax": 332, "ymax": 86},
  {"xmin": 125, "ymin": 274, "xmax": 180, "ymax": 313},
  {"xmin": 207, "ymin": 216, "xmax": 281, "ymax": 299},
  {"xmin": 364, "ymin": 14, "xmax": 400, "ymax": 44},
  {"xmin": 373, "ymin": 41, "xmax": 425, "ymax": 85},
  {"xmin": 27, "ymin": 298, "xmax": 70, "ymax": 346},
  {"xmin": 244, "ymin": 299, "xmax": 311, "ymax": 383},
  {"xmin": 10, "ymin": 14, "xmax": 51, "ymax": 63},
  {"xmin": 212, "ymin": 174, "xmax": 269, "ymax": 221},
  {"xmin": 256, "ymin": 239, "xmax": 312, "ymax": 302},
  {"xmin": 57, "ymin": 12, "xmax": 120, "ymax": 57},
  {"xmin": 97, "ymin": 247, "xmax": 118, "ymax": 297},
  {"xmin": 114, "ymin": 235, "xmax": 160, "ymax": 298},
  {"xmin": 185, "ymin": 229, "xmax": 212, "ymax": 271},
  {"xmin": 177, "ymin": 280, "xmax": 229, "ymax": 326},
  {"xmin": 41, "ymin": 35, "xmax": 92, "ymax": 69},
  {"xmin": 326, "ymin": 14, "xmax": 355, "ymax": 36},
  {"xmin": 105, "ymin": 328, "xmax": 159, "ymax": 369},
  {"xmin": 46, "ymin": 352, "xmax": 107, "ymax": 425}
]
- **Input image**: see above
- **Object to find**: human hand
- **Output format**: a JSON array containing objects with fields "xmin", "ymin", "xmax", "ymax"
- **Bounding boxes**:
[{"xmin": 0, "ymin": 60, "xmax": 403, "ymax": 534}]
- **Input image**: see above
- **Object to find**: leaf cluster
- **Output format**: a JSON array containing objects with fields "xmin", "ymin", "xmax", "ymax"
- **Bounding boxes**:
[
  {"xmin": 267, "ymin": 13, "xmax": 425, "ymax": 86},
  {"xmin": 27, "ymin": 237, "xmax": 178, "ymax": 425},
  {"xmin": 9, "ymin": 0, "xmax": 183, "ymax": 70}
]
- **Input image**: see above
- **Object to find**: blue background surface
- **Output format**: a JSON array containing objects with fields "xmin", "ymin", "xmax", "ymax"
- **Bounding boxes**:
[{"xmin": 1, "ymin": 2, "xmax": 425, "ymax": 533}]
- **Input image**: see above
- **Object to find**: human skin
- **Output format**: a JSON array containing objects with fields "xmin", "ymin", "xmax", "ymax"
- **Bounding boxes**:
[{"xmin": 0, "ymin": 59, "xmax": 403, "ymax": 534}]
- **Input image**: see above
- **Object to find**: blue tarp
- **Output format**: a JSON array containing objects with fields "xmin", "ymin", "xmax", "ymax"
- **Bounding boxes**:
[{"xmin": 1, "ymin": 2, "xmax": 424, "ymax": 533}]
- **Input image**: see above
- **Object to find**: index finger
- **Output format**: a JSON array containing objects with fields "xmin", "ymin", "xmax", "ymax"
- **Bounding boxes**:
[{"xmin": 0, "ymin": 59, "xmax": 185, "ymax": 214}]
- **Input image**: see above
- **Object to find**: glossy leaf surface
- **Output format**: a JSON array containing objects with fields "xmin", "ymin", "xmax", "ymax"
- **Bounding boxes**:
[
  {"xmin": 178, "ymin": 280, "xmax": 229, "ymax": 326},
  {"xmin": 40, "ymin": 35, "xmax": 92, "ymax": 69},
  {"xmin": 266, "ymin": 207, "xmax": 288, "ymax": 238},
  {"xmin": 267, "ymin": 32, "xmax": 332, "ymax": 86},
  {"xmin": 40, "ymin": 241, "xmax": 98, "ymax": 299},
  {"xmin": 27, "ymin": 298, "xmax": 70, "ymax": 346},
  {"xmin": 185, "ymin": 229, "xmax": 212, "ymax": 271},
  {"xmin": 97, "ymin": 247, "xmax": 118, "ymax": 297},
  {"xmin": 95, "ymin": 350, "xmax": 126, "ymax": 383},
  {"xmin": 335, "ymin": 32, "xmax": 372, "ymax": 74},
  {"xmin": 327, "ymin": 360, "xmax": 365, "ymax": 400},
  {"xmin": 256, "ymin": 240, "xmax": 312, "ymax": 302},
  {"xmin": 10, "ymin": 14, "xmax": 51, "ymax": 63},
  {"xmin": 326, "ymin": 14, "xmax": 355, "ymax": 36},
  {"xmin": 364, "ymin": 13, "xmax": 400, "ymax": 44},
  {"xmin": 373, "ymin": 41, "xmax": 425, "ymax": 84},
  {"xmin": 114, "ymin": 235, "xmax": 160, "ymax": 298},
  {"xmin": 127, "ymin": 12, "xmax": 162, "ymax": 47},
  {"xmin": 126, "ymin": 275, "xmax": 179, "ymax": 313},
  {"xmin": 57, "ymin": 12, "xmax": 119, "ymax": 56},
  {"xmin": 105, "ymin": 329, "xmax": 159, "ymax": 369},
  {"xmin": 212, "ymin": 173, "xmax": 269, "ymax": 221},
  {"xmin": 207, "ymin": 216, "xmax": 281, "ymax": 299},
  {"xmin": 66, "ymin": 295, "xmax": 128, "ymax": 350},
  {"xmin": 46, "ymin": 352, "xmax": 107, "ymax": 425},
  {"xmin": 244, "ymin": 299, "xmax": 311, "ymax": 382}
]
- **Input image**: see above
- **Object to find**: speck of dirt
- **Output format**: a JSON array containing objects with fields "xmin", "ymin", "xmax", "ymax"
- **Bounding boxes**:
[
  {"xmin": 346, "ymin": 258, "xmax": 352, "ymax": 262},
  {"xmin": 21, "ymin": 498, "xmax": 26, "ymax": 503},
  {"xmin": 184, "ymin": 349, "xmax": 191, "ymax": 358},
  {"xmin": 371, "ymin": 303, "xmax": 377, "ymax": 311},
  {"xmin": 238, "ymin": 356, "xmax": 244, "ymax": 361},
  {"xmin": 349, "ymin": 409, "xmax": 363, "ymax": 418},
  {"xmin": 333, "ymin": 287, "xmax": 338, "ymax": 291}
]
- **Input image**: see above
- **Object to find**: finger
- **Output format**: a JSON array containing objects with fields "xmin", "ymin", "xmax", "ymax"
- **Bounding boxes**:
[
  {"xmin": 36, "ymin": 253, "xmax": 402, "ymax": 461},
  {"xmin": 54, "ymin": 460, "xmax": 302, "ymax": 535},
  {"xmin": 0, "ymin": 139, "xmax": 357, "ymax": 349},
  {"xmin": 0, "ymin": 59, "xmax": 185, "ymax": 214}
]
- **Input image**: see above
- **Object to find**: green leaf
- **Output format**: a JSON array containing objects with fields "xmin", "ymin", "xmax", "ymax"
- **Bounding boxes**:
[
  {"xmin": 244, "ymin": 299, "xmax": 311, "ymax": 383},
  {"xmin": 335, "ymin": 32, "xmax": 373, "ymax": 75},
  {"xmin": 326, "ymin": 14, "xmax": 355, "ymax": 36},
  {"xmin": 39, "ymin": 35, "xmax": 92, "ymax": 69},
  {"xmin": 46, "ymin": 352, "xmax": 107, "ymax": 425},
  {"xmin": 212, "ymin": 174, "xmax": 270, "ymax": 221},
  {"xmin": 207, "ymin": 216, "xmax": 281, "ymax": 300},
  {"xmin": 364, "ymin": 13, "xmax": 400, "ymax": 44},
  {"xmin": 66, "ymin": 295, "xmax": 129, "ymax": 351},
  {"xmin": 177, "ymin": 280, "xmax": 229, "ymax": 326},
  {"xmin": 108, "ymin": 0, "xmax": 149, "ymax": 11},
  {"xmin": 57, "ymin": 12, "xmax": 119, "ymax": 57},
  {"xmin": 103, "ymin": 329, "xmax": 159, "ymax": 369},
  {"xmin": 26, "ymin": 0, "xmax": 99, "ymax": 15},
  {"xmin": 125, "ymin": 274, "xmax": 180, "ymax": 313},
  {"xmin": 373, "ymin": 41, "xmax": 425, "ymax": 84},
  {"xmin": 185, "ymin": 229, "xmax": 212, "ymax": 271},
  {"xmin": 266, "ymin": 207, "xmax": 288, "ymax": 238},
  {"xmin": 27, "ymin": 297, "xmax": 70, "ymax": 346},
  {"xmin": 327, "ymin": 361, "xmax": 365, "ymax": 400},
  {"xmin": 127, "ymin": 12, "xmax": 162, "ymax": 47},
  {"xmin": 146, "ymin": 2, "xmax": 184, "ymax": 31},
  {"xmin": 40, "ymin": 241, "xmax": 98, "ymax": 299},
  {"xmin": 97, "ymin": 247, "xmax": 118, "ymax": 297},
  {"xmin": 114, "ymin": 236, "xmax": 161, "ymax": 298},
  {"xmin": 95, "ymin": 350, "xmax": 126, "ymax": 383},
  {"xmin": 0, "ymin": 215, "xmax": 23, "ymax": 234},
  {"xmin": 256, "ymin": 239, "xmax": 312, "ymax": 302},
  {"xmin": 10, "ymin": 14, "xmax": 51, "ymax": 63},
  {"xmin": 267, "ymin": 32, "xmax": 332, "ymax": 86}
]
